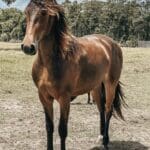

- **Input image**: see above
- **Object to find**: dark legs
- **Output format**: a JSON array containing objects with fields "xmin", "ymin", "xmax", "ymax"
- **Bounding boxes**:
[
  {"xmin": 103, "ymin": 108, "xmax": 113, "ymax": 149},
  {"xmin": 58, "ymin": 96, "xmax": 70, "ymax": 150},
  {"xmin": 100, "ymin": 83, "xmax": 105, "ymax": 136},
  {"xmin": 59, "ymin": 114, "xmax": 68, "ymax": 150},
  {"xmin": 102, "ymin": 82, "xmax": 116, "ymax": 149},
  {"xmin": 92, "ymin": 86, "xmax": 105, "ymax": 144},
  {"xmin": 87, "ymin": 92, "xmax": 91, "ymax": 104},
  {"xmin": 38, "ymin": 92, "xmax": 54, "ymax": 150},
  {"xmin": 94, "ymin": 82, "xmax": 115, "ymax": 150},
  {"xmin": 100, "ymin": 108, "xmax": 105, "ymax": 136},
  {"xmin": 45, "ymin": 110, "xmax": 54, "ymax": 150},
  {"xmin": 39, "ymin": 92, "xmax": 70, "ymax": 150}
]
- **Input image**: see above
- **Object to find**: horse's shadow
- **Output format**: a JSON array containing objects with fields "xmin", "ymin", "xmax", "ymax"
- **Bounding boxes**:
[{"xmin": 90, "ymin": 141, "xmax": 149, "ymax": 150}]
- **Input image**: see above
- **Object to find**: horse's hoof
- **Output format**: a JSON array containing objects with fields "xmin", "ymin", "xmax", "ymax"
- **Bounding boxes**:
[
  {"xmin": 87, "ymin": 102, "xmax": 92, "ymax": 105},
  {"xmin": 103, "ymin": 136, "xmax": 109, "ymax": 146},
  {"xmin": 104, "ymin": 145, "xmax": 109, "ymax": 150}
]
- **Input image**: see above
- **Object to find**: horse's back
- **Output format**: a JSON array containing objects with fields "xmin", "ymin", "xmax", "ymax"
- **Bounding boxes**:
[{"xmin": 77, "ymin": 34, "xmax": 123, "ymax": 82}]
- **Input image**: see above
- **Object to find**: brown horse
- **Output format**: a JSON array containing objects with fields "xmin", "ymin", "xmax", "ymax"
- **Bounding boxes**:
[{"xmin": 21, "ymin": 0, "xmax": 125, "ymax": 149}]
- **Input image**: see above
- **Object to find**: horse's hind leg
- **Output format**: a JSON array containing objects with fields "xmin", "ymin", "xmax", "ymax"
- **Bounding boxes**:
[
  {"xmin": 87, "ymin": 92, "xmax": 91, "ymax": 104},
  {"xmin": 103, "ymin": 81, "xmax": 117, "ymax": 149},
  {"xmin": 100, "ymin": 83, "xmax": 106, "ymax": 136},
  {"xmin": 92, "ymin": 84, "xmax": 105, "ymax": 141}
]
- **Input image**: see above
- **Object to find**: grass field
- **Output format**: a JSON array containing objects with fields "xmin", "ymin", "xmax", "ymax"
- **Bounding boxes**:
[
  {"xmin": 0, "ymin": 43, "xmax": 150, "ymax": 150},
  {"xmin": 0, "ymin": 42, "xmax": 21, "ymax": 51}
]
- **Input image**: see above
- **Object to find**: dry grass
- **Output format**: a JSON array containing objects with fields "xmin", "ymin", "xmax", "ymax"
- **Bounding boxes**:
[
  {"xmin": 0, "ymin": 44, "xmax": 150, "ymax": 150},
  {"xmin": 0, "ymin": 42, "xmax": 21, "ymax": 51}
]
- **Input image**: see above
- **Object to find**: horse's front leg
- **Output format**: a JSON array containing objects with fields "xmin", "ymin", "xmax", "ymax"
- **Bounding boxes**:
[
  {"xmin": 58, "ymin": 95, "xmax": 70, "ymax": 150},
  {"xmin": 39, "ymin": 92, "xmax": 54, "ymax": 150}
]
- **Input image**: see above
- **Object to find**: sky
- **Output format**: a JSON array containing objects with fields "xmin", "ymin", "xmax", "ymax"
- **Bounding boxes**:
[
  {"xmin": 0, "ymin": 0, "xmax": 146, "ymax": 10},
  {"xmin": 0, "ymin": 0, "xmax": 84, "ymax": 10}
]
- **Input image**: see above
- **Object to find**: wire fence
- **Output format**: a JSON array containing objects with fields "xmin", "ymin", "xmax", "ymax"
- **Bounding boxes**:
[{"xmin": 138, "ymin": 41, "xmax": 150, "ymax": 48}]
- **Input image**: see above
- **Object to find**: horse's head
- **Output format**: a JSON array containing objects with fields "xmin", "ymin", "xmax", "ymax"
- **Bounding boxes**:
[{"xmin": 21, "ymin": 0, "xmax": 65, "ymax": 55}]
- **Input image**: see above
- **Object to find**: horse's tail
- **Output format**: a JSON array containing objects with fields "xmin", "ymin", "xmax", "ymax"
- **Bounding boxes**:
[{"xmin": 113, "ymin": 81, "xmax": 126, "ymax": 120}]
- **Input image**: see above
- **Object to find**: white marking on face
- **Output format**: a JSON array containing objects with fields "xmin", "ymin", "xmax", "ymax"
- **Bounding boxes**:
[
  {"xmin": 34, "ymin": 40, "xmax": 39, "ymax": 50},
  {"xmin": 27, "ymin": 12, "xmax": 37, "ymax": 41}
]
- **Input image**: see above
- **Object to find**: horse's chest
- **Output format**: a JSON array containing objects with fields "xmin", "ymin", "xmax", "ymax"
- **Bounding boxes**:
[
  {"xmin": 32, "ymin": 66, "xmax": 59, "ymax": 98},
  {"xmin": 39, "ymin": 80, "xmax": 58, "ymax": 98}
]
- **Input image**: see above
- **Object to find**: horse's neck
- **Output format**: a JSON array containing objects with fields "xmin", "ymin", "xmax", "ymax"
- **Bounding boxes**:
[
  {"xmin": 37, "ymin": 36, "xmax": 64, "ymax": 81},
  {"xmin": 38, "ymin": 33, "xmax": 74, "ymax": 65},
  {"xmin": 38, "ymin": 36, "xmax": 56, "ymax": 65}
]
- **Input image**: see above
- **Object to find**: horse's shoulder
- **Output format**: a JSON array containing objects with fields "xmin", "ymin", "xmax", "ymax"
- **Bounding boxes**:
[{"xmin": 32, "ymin": 59, "xmax": 44, "ymax": 87}]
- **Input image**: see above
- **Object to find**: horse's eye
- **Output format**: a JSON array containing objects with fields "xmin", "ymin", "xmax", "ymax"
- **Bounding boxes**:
[{"xmin": 41, "ymin": 10, "xmax": 47, "ymax": 16}]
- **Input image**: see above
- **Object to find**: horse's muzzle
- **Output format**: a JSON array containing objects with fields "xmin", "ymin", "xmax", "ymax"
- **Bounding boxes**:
[{"xmin": 21, "ymin": 44, "xmax": 36, "ymax": 55}]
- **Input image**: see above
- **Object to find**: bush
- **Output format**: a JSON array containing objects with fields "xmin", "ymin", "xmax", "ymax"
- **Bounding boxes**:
[
  {"xmin": 0, "ymin": 33, "xmax": 10, "ymax": 41},
  {"xmin": 125, "ymin": 35, "xmax": 138, "ymax": 47}
]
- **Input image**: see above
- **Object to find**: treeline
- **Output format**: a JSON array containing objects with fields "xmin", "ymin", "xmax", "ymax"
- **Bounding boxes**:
[
  {"xmin": 0, "ymin": 8, "xmax": 26, "ymax": 42},
  {"xmin": 65, "ymin": 0, "xmax": 150, "ymax": 46},
  {"xmin": 0, "ymin": 0, "xmax": 150, "ymax": 46}
]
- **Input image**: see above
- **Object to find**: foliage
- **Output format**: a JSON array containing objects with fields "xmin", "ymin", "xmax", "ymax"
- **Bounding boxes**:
[
  {"xmin": 2, "ymin": 0, "xmax": 15, "ymax": 5},
  {"xmin": 0, "ymin": 8, "xmax": 25, "ymax": 42},
  {"xmin": 64, "ymin": 0, "xmax": 150, "ymax": 46},
  {"xmin": 0, "ymin": 0, "xmax": 150, "ymax": 46}
]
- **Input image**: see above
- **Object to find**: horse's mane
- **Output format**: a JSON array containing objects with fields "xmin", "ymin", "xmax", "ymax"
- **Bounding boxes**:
[
  {"xmin": 30, "ymin": 0, "xmax": 58, "ymax": 6},
  {"xmin": 29, "ymin": 0, "xmax": 77, "ymax": 59}
]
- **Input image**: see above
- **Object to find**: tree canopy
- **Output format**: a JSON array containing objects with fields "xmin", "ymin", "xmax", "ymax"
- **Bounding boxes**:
[
  {"xmin": 0, "ymin": 0, "xmax": 150, "ymax": 46},
  {"xmin": 64, "ymin": 0, "xmax": 150, "ymax": 46},
  {"xmin": 2, "ymin": 0, "xmax": 16, "ymax": 5}
]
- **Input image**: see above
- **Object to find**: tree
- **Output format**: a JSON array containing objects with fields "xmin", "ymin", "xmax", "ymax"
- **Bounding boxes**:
[
  {"xmin": 0, "ymin": 8, "xmax": 25, "ymax": 41},
  {"xmin": 1, "ymin": 0, "xmax": 150, "ymax": 46},
  {"xmin": 2, "ymin": 0, "xmax": 16, "ymax": 5}
]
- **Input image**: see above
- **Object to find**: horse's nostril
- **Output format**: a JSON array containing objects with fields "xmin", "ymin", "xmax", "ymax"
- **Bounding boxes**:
[
  {"xmin": 21, "ymin": 44, "xmax": 24, "ymax": 50},
  {"xmin": 30, "ymin": 44, "xmax": 35, "ymax": 51},
  {"xmin": 22, "ymin": 44, "xmax": 36, "ymax": 55}
]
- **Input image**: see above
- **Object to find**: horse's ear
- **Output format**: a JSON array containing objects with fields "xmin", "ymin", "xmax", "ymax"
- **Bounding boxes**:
[
  {"xmin": 47, "ymin": 4, "xmax": 63, "ymax": 17},
  {"xmin": 46, "ymin": 0, "xmax": 58, "ymax": 4},
  {"xmin": 47, "ymin": 8, "xmax": 57, "ymax": 16},
  {"xmin": 47, "ymin": 6, "xmax": 60, "ymax": 17},
  {"xmin": 53, "ymin": 0, "xmax": 58, "ymax": 4}
]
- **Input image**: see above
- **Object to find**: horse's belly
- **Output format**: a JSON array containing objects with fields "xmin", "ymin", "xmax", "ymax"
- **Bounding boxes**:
[
  {"xmin": 73, "ymin": 59, "xmax": 108, "ymax": 95},
  {"xmin": 72, "ymin": 71, "xmax": 104, "ymax": 96}
]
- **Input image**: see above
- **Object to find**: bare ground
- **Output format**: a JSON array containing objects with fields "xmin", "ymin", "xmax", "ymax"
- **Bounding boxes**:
[{"xmin": 0, "ymin": 48, "xmax": 150, "ymax": 150}]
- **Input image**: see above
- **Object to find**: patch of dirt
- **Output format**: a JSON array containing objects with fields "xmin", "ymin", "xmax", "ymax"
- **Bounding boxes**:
[{"xmin": 0, "ymin": 96, "xmax": 150, "ymax": 150}]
